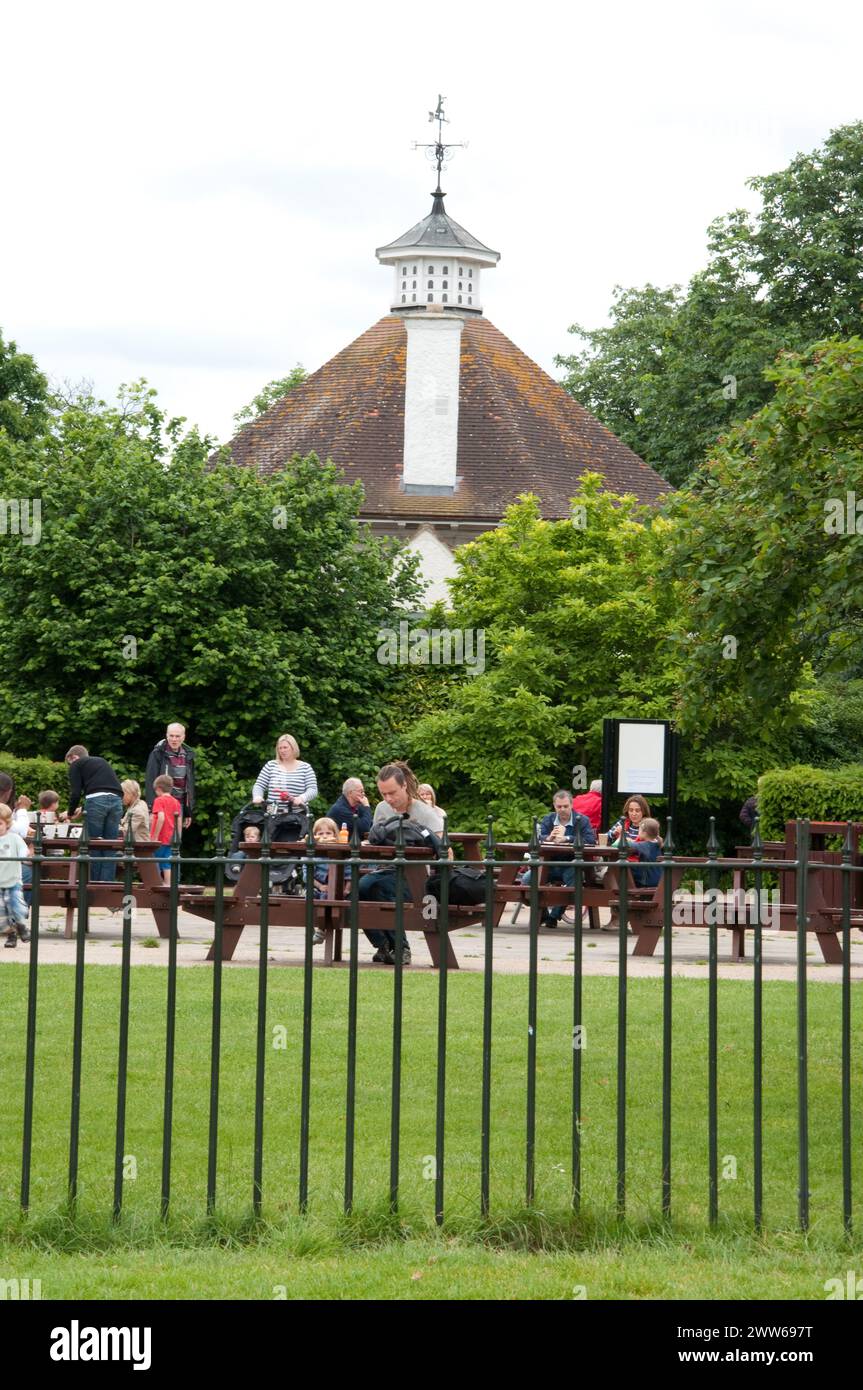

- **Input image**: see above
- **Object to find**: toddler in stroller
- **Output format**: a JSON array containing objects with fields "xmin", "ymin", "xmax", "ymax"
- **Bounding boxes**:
[{"xmin": 225, "ymin": 799, "xmax": 310, "ymax": 892}]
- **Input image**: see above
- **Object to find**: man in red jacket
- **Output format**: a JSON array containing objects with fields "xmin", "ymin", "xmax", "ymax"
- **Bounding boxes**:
[{"xmin": 573, "ymin": 779, "xmax": 602, "ymax": 831}]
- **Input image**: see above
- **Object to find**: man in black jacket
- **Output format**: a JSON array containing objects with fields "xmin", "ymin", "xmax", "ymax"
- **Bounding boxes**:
[
  {"xmin": 63, "ymin": 745, "xmax": 123, "ymax": 881},
  {"xmin": 145, "ymin": 724, "xmax": 196, "ymax": 829}
]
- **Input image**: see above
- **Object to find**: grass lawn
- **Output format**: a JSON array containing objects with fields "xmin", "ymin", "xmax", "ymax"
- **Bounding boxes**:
[{"xmin": 1, "ymin": 963, "xmax": 860, "ymax": 1298}]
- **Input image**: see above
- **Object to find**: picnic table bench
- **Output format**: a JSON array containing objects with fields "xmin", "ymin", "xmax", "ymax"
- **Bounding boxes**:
[
  {"xmin": 181, "ymin": 833, "xmax": 518, "ymax": 967},
  {"xmin": 496, "ymin": 844, "xmax": 688, "ymax": 956},
  {"xmin": 32, "ymin": 838, "xmax": 201, "ymax": 939}
]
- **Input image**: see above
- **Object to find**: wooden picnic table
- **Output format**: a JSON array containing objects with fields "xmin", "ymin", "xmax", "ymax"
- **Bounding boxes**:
[
  {"xmin": 181, "ymin": 832, "xmax": 507, "ymax": 967},
  {"xmin": 31, "ymin": 838, "xmax": 196, "ymax": 939}
]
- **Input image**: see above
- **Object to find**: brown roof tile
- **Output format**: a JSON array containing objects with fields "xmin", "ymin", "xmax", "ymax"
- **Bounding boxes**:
[{"xmin": 225, "ymin": 315, "xmax": 669, "ymax": 516}]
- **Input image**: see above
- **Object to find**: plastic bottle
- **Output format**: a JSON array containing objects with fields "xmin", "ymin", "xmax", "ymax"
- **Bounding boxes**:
[{"xmin": 339, "ymin": 822, "xmax": 349, "ymax": 843}]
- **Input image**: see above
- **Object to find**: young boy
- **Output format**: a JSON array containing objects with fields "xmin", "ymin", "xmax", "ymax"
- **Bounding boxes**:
[
  {"xmin": 0, "ymin": 804, "xmax": 31, "ymax": 946},
  {"xmin": 21, "ymin": 790, "xmax": 62, "ymax": 906},
  {"xmin": 150, "ymin": 775, "xmax": 183, "ymax": 883}
]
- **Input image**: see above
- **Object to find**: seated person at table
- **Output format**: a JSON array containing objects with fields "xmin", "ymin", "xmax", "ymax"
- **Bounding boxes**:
[
  {"xmin": 625, "ymin": 817, "xmax": 662, "ymax": 888},
  {"xmin": 327, "ymin": 779, "xmax": 372, "ymax": 839},
  {"xmin": 21, "ymin": 789, "xmax": 62, "ymax": 906},
  {"xmin": 524, "ymin": 790, "xmax": 596, "ymax": 928},
  {"xmin": 359, "ymin": 762, "xmax": 443, "ymax": 967},
  {"xmin": 120, "ymin": 780, "xmax": 151, "ymax": 842},
  {"xmin": 307, "ymin": 817, "xmax": 344, "ymax": 945},
  {"xmin": 607, "ymin": 795, "xmax": 650, "ymax": 846},
  {"xmin": 572, "ymin": 779, "xmax": 602, "ymax": 831}
]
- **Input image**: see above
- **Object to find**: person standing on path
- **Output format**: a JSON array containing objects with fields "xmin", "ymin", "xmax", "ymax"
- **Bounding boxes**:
[
  {"xmin": 145, "ymin": 723, "xmax": 196, "ymax": 830},
  {"xmin": 62, "ymin": 745, "xmax": 124, "ymax": 882}
]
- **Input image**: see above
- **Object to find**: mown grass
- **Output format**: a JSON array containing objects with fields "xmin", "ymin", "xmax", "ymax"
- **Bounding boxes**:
[{"xmin": 0, "ymin": 963, "xmax": 860, "ymax": 1297}]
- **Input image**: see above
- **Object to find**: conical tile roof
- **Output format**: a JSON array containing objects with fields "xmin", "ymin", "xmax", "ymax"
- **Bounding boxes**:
[{"xmin": 225, "ymin": 315, "xmax": 669, "ymax": 518}]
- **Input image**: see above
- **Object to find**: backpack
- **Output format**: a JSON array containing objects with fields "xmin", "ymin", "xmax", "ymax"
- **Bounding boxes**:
[
  {"xmin": 426, "ymin": 864, "xmax": 487, "ymax": 906},
  {"xmin": 368, "ymin": 814, "xmax": 441, "ymax": 859}
]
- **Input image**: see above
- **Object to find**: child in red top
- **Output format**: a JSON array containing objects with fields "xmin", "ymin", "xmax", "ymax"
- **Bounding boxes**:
[{"xmin": 150, "ymin": 775, "xmax": 182, "ymax": 882}]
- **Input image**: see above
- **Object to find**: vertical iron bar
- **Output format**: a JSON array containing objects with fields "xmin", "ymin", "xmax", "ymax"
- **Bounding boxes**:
[
  {"xmin": 571, "ymin": 817, "xmax": 585, "ymax": 1211},
  {"xmin": 112, "ymin": 824, "xmax": 135, "ymax": 1220},
  {"xmin": 480, "ymin": 817, "xmax": 495, "ymax": 1217},
  {"xmin": 389, "ymin": 816, "xmax": 406, "ymax": 1212},
  {"xmin": 841, "ymin": 822, "xmax": 852, "ymax": 1234},
  {"xmin": 526, "ymin": 819, "xmax": 540, "ymax": 1207},
  {"xmin": 344, "ymin": 820, "xmax": 361, "ymax": 1213},
  {"xmin": 707, "ymin": 817, "xmax": 719, "ymax": 1227},
  {"xmin": 434, "ymin": 823, "xmax": 451, "ymax": 1224},
  {"xmin": 68, "ymin": 815, "xmax": 90, "ymax": 1203},
  {"xmin": 206, "ymin": 815, "xmax": 225, "ymax": 1215},
  {"xmin": 253, "ymin": 815, "xmax": 271, "ymax": 1215},
  {"xmin": 752, "ymin": 816, "xmax": 764, "ymax": 1232},
  {"xmin": 796, "ymin": 819, "xmax": 810, "ymax": 1232},
  {"xmin": 299, "ymin": 818, "xmax": 315, "ymax": 1213},
  {"xmin": 616, "ymin": 836, "xmax": 628, "ymax": 1220},
  {"xmin": 20, "ymin": 814, "xmax": 43, "ymax": 1211},
  {"xmin": 161, "ymin": 816, "xmax": 181, "ymax": 1219},
  {"xmin": 661, "ymin": 817, "xmax": 675, "ymax": 1219}
]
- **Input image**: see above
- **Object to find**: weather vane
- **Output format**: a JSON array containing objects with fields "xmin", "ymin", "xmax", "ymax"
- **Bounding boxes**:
[{"xmin": 412, "ymin": 95, "xmax": 467, "ymax": 190}]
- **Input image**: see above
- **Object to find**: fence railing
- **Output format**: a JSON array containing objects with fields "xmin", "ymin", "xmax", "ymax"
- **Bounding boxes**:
[{"xmin": 5, "ymin": 815, "xmax": 860, "ymax": 1233}]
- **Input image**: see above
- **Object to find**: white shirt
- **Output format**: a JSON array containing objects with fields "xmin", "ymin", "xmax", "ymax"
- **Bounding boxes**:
[{"xmin": 0, "ymin": 831, "xmax": 29, "ymax": 887}]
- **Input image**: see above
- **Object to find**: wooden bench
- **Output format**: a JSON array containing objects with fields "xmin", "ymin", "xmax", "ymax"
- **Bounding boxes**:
[
  {"xmin": 32, "ymin": 839, "xmax": 202, "ymax": 939},
  {"xmin": 182, "ymin": 834, "xmax": 516, "ymax": 967}
]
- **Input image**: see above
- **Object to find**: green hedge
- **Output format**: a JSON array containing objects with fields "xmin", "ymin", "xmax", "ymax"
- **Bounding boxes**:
[
  {"xmin": 0, "ymin": 752, "xmax": 69, "ymax": 806},
  {"xmin": 758, "ymin": 764, "xmax": 863, "ymax": 839}
]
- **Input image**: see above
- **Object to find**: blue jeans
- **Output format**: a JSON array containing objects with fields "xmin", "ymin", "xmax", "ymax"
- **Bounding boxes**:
[
  {"xmin": 0, "ymin": 883, "xmax": 29, "ymax": 931},
  {"xmin": 522, "ymin": 864, "xmax": 576, "ymax": 922},
  {"xmin": 85, "ymin": 794, "xmax": 123, "ymax": 882},
  {"xmin": 358, "ymin": 871, "xmax": 413, "ymax": 949}
]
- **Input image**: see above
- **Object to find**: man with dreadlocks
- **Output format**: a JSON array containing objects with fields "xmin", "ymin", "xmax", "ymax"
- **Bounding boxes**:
[{"xmin": 359, "ymin": 761, "xmax": 444, "ymax": 966}]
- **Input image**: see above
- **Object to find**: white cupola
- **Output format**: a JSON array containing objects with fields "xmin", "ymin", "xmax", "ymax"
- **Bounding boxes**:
[{"xmin": 376, "ymin": 187, "xmax": 500, "ymax": 315}]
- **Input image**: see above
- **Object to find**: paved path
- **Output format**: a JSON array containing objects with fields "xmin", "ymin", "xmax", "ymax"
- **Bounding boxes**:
[{"xmin": 4, "ymin": 900, "xmax": 863, "ymax": 981}]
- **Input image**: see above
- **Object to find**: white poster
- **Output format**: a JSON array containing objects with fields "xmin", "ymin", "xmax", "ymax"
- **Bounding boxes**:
[{"xmin": 616, "ymin": 722, "xmax": 667, "ymax": 796}]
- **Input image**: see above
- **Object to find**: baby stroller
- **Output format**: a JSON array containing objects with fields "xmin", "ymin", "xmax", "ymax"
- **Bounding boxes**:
[{"xmin": 225, "ymin": 800, "xmax": 310, "ymax": 890}]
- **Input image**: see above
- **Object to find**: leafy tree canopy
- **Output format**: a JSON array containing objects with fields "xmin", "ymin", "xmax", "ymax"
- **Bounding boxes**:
[
  {"xmin": 0, "ymin": 328, "xmax": 51, "ymax": 442},
  {"xmin": 660, "ymin": 336, "xmax": 863, "ymax": 738},
  {"xmin": 557, "ymin": 122, "xmax": 863, "ymax": 487},
  {"xmin": 0, "ymin": 380, "xmax": 421, "ymax": 843},
  {"xmin": 405, "ymin": 476, "xmax": 794, "ymax": 837}
]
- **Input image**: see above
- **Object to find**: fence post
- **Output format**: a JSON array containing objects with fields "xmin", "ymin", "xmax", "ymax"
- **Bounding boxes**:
[
  {"xmin": 434, "ymin": 818, "xmax": 451, "ymax": 1225},
  {"xmin": 706, "ymin": 815, "xmax": 719, "ymax": 1228},
  {"xmin": 20, "ymin": 812, "xmax": 43, "ymax": 1211},
  {"xmin": 661, "ymin": 815, "xmax": 675, "ymax": 1220},
  {"xmin": 480, "ymin": 816, "xmax": 495, "ymax": 1218},
  {"xmin": 68, "ymin": 812, "xmax": 90, "ymax": 1205},
  {"xmin": 752, "ymin": 814, "xmax": 764, "ymax": 1231},
  {"xmin": 796, "ymin": 818, "xmax": 810, "ymax": 1232}
]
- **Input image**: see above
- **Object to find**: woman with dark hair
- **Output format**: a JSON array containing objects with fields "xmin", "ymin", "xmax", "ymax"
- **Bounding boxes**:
[
  {"xmin": 0, "ymin": 773, "xmax": 15, "ymax": 808},
  {"xmin": 607, "ymin": 794, "xmax": 651, "ymax": 845}
]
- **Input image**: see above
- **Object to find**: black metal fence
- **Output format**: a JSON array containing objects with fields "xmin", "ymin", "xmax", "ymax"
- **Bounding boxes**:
[{"xmin": 7, "ymin": 816, "xmax": 860, "ymax": 1231}]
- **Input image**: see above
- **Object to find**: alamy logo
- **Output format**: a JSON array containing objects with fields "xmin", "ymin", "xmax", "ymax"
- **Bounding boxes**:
[
  {"xmin": 50, "ymin": 1321, "xmax": 152, "ymax": 1370},
  {"xmin": 376, "ymin": 620, "xmax": 485, "ymax": 675},
  {"xmin": 824, "ymin": 1270, "xmax": 863, "ymax": 1299},
  {"xmin": 0, "ymin": 498, "xmax": 41, "ymax": 545},
  {"xmin": 0, "ymin": 1277, "xmax": 41, "ymax": 1299},
  {"xmin": 672, "ymin": 884, "xmax": 779, "ymax": 927}
]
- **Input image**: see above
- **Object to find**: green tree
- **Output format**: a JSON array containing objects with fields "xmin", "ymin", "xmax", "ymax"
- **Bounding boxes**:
[
  {"xmin": 406, "ymin": 478, "xmax": 686, "ymax": 835},
  {"xmin": 660, "ymin": 337, "xmax": 863, "ymax": 738},
  {"xmin": 0, "ymin": 379, "xmax": 421, "ymax": 844},
  {"xmin": 557, "ymin": 122, "xmax": 863, "ymax": 487},
  {"xmin": 0, "ymin": 329, "xmax": 51, "ymax": 441},
  {"xmin": 233, "ymin": 365, "xmax": 307, "ymax": 428}
]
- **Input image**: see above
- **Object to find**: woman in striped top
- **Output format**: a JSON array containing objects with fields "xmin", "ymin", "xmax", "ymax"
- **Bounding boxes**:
[{"xmin": 252, "ymin": 735, "xmax": 318, "ymax": 807}]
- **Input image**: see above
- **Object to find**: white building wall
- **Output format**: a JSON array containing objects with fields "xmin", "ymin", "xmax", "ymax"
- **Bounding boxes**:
[
  {"xmin": 402, "ymin": 312, "xmax": 464, "ymax": 491},
  {"xmin": 404, "ymin": 526, "xmax": 459, "ymax": 607}
]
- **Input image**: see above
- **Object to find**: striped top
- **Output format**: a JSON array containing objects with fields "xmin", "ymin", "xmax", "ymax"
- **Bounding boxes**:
[{"xmin": 252, "ymin": 760, "xmax": 318, "ymax": 805}]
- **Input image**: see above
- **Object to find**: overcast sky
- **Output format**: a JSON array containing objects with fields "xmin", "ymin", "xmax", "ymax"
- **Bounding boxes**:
[{"xmin": 3, "ymin": 0, "xmax": 861, "ymax": 444}]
